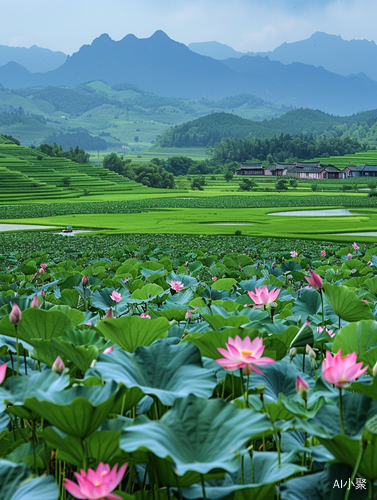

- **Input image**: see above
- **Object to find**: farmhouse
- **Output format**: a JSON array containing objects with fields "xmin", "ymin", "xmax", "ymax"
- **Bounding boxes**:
[
  {"xmin": 235, "ymin": 163, "xmax": 265, "ymax": 175},
  {"xmin": 361, "ymin": 165, "xmax": 377, "ymax": 177}
]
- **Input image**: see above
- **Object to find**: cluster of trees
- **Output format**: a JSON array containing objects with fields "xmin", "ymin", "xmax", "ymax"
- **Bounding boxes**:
[
  {"xmin": 102, "ymin": 153, "xmax": 175, "ymax": 189},
  {"xmin": 0, "ymin": 134, "xmax": 20, "ymax": 145},
  {"xmin": 36, "ymin": 143, "xmax": 90, "ymax": 163},
  {"xmin": 212, "ymin": 134, "xmax": 367, "ymax": 164}
]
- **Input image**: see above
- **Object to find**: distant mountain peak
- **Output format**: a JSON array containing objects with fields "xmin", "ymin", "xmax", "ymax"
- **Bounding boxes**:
[{"xmin": 92, "ymin": 33, "xmax": 113, "ymax": 45}]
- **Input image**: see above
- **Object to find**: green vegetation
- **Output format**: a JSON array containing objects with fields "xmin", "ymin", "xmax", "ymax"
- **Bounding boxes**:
[
  {"xmin": 212, "ymin": 134, "xmax": 367, "ymax": 164},
  {"xmin": 36, "ymin": 142, "xmax": 90, "ymax": 163}
]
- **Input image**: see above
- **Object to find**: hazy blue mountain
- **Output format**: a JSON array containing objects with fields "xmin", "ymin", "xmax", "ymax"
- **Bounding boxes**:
[
  {"xmin": 1, "ymin": 31, "xmax": 377, "ymax": 115},
  {"xmin": 260, "ymin": 32, "xmax": 377, "ymax": 82},
  {"xmin": 188, "ymin": 41, "xmax": 244, "ymax": 59},
  {"xmin": 0, "ymin": 44, "xmax": 66, "ymax": 73},
  {"xmin": 191, "ymin": 33, "xmax": 377, "ymax": 82}
]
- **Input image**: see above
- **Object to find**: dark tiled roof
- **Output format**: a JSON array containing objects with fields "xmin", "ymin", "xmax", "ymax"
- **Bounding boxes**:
[
  {"xmin": 362, "ymin": 165, "xmax": 377, "ymax": 171},
  {"xmin": 295, "ymin": 161, "xmax": 321, "ymax": 168},
  {"xmin": 240, "ymin": 163, "xmax": 263, "ymax": 169},
  {"xmin": 323, "ymin": 165, "xmax": 341, "ymax": 172}
]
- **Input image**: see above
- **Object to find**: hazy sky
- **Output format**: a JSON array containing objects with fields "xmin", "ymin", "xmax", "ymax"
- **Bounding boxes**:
[{"xmin": 1, "ymin": 0, "xmax": 376, "ymax": 54}]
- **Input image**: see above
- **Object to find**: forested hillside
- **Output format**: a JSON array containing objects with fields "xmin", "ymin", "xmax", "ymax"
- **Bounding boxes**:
[
  {"xmin": 212, "ymin": 134, "xmax": 368, "ymax": 164},
  {"xmin": 158, "ymin": 108, "xmax": 377, "ymax": 148}
]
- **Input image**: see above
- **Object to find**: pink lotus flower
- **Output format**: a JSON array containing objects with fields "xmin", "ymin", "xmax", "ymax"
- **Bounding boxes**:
[
  {"xmin": 0, "ymin": 363, "xmax": 7, "ymax": 384},
  {"xmin": 30, "ymin": 295, "xmax": 39, "ymax": 308},
  {"xmin": 39, "ymin": 268, "xmax": 44, "ymax": 274},
  {"xmin": 52, "ymin": 356, "xmax": 65, "ymax": 375},
  {"xmin": 185, "ymin": 309, "xmax": 192, "ymax": 320},
  {"xmin": 212, "ymin": 276, "xmax": 217, "ymax": 282},
  {"xmin": 123, "ymin": 278, "xmax": 129, "ymax": 283},
  {"xmin": 321, "ymin": 250, "xmax": 326, "ymax": 257},
  {"xmin": 290, "ymin": 251, "xmax": 298, "ymax": 258},
  {"xmin": 64, "ymin": 462, "xmax": 128, "ymax": 500},
  {"xmin": 322, "ymin": 350, "xmax": 368, "ymax": 388},
  {"xmin": 140, "ymin": 313, "xmax": 151, "ymax": 319},
  {"xmin": 170, "ymin": 280, "xmax": 184, "ymax": 292},
  {"xmin": 326, "ymin": 328, "xmax": 335, "ymax": 338},
  {"xmin": 305, "ymin": 320, "xmax": 311, "ymax": 326},
  {"xmin": 110, "ymin": 291, "xmax": 122, "ymax": 303},
  {"xmin": 9, "ymin": 304, "xmax": 22, "ymax": 325},
  {"xmin": 296, "ymin": 376, "xmax": 309, "ymax": 399},
  {"xmin": 103, "ymin": 346, "xmax": 114, "ymax": 354},
  {"xmin": 305, "ymin": 270, "xmax": 323, "ymax": 290},
  {"xmin": 352, "ymin": 242, "xmax": 359, "ymax": 250},
  {"xmin": 247, "ymin": 285, "xmax": 280, "ymax": 307},
  {"xmin": 105, "ymin": 309, "xmax": 113, "ymax": 319},
  {"xmin": 347, "ymin": 253, "xmax": 352, "ymax": 260},
  {"xmin": 317, "ymin": 326, "xmax": 324, "ymax": 333},
  {"xmin": 216, "ymin": 336, "xmax": 275, "ymax": 375},
  {"xmin": 85, "ymin": 322, "xmax": 92, "ymax": 326},
  {"xmin": 40, "ymin": 263, "xmax": 47, "ymax": 269}
]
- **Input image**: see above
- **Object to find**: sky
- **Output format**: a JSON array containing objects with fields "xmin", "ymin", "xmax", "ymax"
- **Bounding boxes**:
[{"xmin": 1, "ymin": 0, "xmax": 376, "ymax": 54}]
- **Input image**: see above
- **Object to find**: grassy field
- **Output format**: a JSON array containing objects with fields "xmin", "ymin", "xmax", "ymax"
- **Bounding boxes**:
[
  {"xmin": 3, "ymin": 206, "xmax": 377, "ymax": 242},
  {"xmin": 315, "ymin": 149, "xmax": 377, "ymax": 167}
]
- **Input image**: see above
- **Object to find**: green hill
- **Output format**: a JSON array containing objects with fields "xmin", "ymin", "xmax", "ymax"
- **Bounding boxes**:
[
  {"xmin": 0, "ymin": 139, "xmax": 150, "ymax": 202},
  {"xmin": 157, "ymin": 108, "xmax": 377, "ymax": 148}
]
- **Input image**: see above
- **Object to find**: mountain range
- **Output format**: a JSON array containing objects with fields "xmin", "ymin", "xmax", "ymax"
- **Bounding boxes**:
[
  {"xmin": 189, "ymin": 32, "xmax": 377, "ymax": 82},
  {"xmin": 0, "ymin": 44, "xmax": 67, "ymax": 73},
  {"xmin": 1, "ymin": 31, "xmax": 377, "ymax": 115}
]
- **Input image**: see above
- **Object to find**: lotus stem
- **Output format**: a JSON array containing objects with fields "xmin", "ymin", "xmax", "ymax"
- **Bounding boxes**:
[
  {"xmin": 319, "ymin": 289, "xmax": 325, "ymax": 326},
  {"xmin": 344, "ymin": 440, "xmax": 366, "ymax": 500},
  {"xmin": 339, "ymin": 388, "xmax": 345, "ymax": 434},
  {"xmin": 15, "ymin": 325, "xmax": 19, "ymax": 376},
  {"xmin": 200, "ymin": 474, "xmax": 207, "ymax": 500},
  {"xmin": 241, "ymin": 454, "xmax": 244, "ymax": 484}
]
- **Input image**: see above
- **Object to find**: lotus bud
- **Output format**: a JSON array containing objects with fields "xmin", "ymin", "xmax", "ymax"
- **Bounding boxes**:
[
  {"xmin": 41, "ymin": 289, "xmax": 46, "ymax": 300},
  {"xmin": 296, "ymin": 376, "xmax": 309, "ymax": 401},
  {"xmin": 31, "ymin": 295, "xmax": 39, "ymax": 308},
  {"xmin": 52, "ymin": 356, "xmax": 65, "ymax": 374},
  {"xmin": 373, "ymin": 362, "xmax": 377, "ymax": 378},
  {"xmin": 0, "ymin": 363, "xmax": 7, "ymax": 385},
  {"xmin": 105, "ymin": 308, "xmax": 113, "ymax": 319},
  {"xmin": 185, "ymin": 309, "xmax": 192, "ymax": 320},
  {"xmin": 289, "ymin": 348, "xmax": 297, "ymax": 359},
  {"xmin": 103, "ymin": 346, "xmax": 114, "ymax": 354},
  {"xmin": 9, "ymin": 303, "xmax": 22, "ymax": 325},
  {"xmin": 82, "ymin": 275, "xmax": 89, "ymax": 287}
]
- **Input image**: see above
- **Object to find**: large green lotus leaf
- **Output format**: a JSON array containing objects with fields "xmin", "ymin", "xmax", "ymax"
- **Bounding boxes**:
[
  {"xmin": 50, "ymin": 338, "xmax": 98, "ymax": 372},
  {"xmin": 110, "ymin": 385, "xmax": 145, "ymax": 415},
  {"xmin": 201, "ymin": 314, "xmax": 250, "ymax": 331},
  {"xmin": 120, "ymin": 394, "xmax": 273, "ymax": 476},
  {"xmin": 0, "ymin": 372, "xmax": 70, "ymax": 415},
  {"xmin": 152, "ymin": 308, "xmax": 187, "ymax": 322},
  {"xmin": 302, "ymin": 391, "xmax": 377, "ymax": 439},
  {"xmin": 332, "ymin": 320, "xmax": 377, "ymax": 357},
  {"xmin": 182, "ymin": 328, "xmax": 260, "ymax": 360},
  {"xmin": 30, "ymin": 339, "xmax": 63, "ymax": 366},
  {"xmin": 41, "ymin": 427, "xmax": 121, "ymax": 468},
  {"xmin": 323, "ymin": 283, "xmax": 374, "ymax": 322},
  {"xmin": 49, "ymin": 304, "xmax": 85, "ymax": 326},
  {"xmin": 168, "ymin": 272, "xmax": 199, "ymax": 289},
  {"xmin": 358, "ymin": 347, "xmax": 377, "ymax": 376},
  {"xmin": 280, "ymin": 463, "xmax": 366, "ymax": 500},
  {"xmin": 131, "ymin": 284, "xmax": 165, "ymax": 300},
  {"xmin": 364, "ymin": 277, "xmax": 377, "ymax": 295},
  {"xmin": 58, "ymin": 289, "xmax": 79, "ymax": 308},
  {"xmin": 0, "ymin": 460, "xmax": 58, "ymax": 500},
  {"xmin": 92, "ymin": 341, "xmax": 217, "ymax": 406},
  {"xmin": 96, "ymin": 316, "xmax": 169, "ymax": 352},
  {"xmin": 24, "ymin": 381, "xmax": 119, "ymax": 438},
  {"xmin": 347, "ymin": 378, "xmax": 377, "ymax": 400},
  {"xmin": 91, "ymin": 287, "xmax": 132, "ymax": 311},
  {"xmin": 182, "ymin": 452, "xmax": 306, "ymax": 500},
  {"xmin": 211, "ymin": 278, "xmax": 237, "ymax": 292},
  {"xmin": 292, "ymin": 289, "xmax": 321, "ymax": 317},
  {"xmin": 0, "ymin": 308, "xmax": 73, "ymax": 345},
  {"xmin": 289, "ymin": 323, "xmax": 314, "ymax": 349}
]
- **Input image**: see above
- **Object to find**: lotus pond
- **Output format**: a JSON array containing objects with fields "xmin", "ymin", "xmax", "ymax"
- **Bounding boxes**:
[{"xmin": 1, "ymin": 236, "xmax": 377, "ymax": 500}]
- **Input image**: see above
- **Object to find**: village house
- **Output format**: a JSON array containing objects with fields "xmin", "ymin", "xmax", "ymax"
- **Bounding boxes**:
[{"xmin": 235, "ymin": 161, "xmax": 347, "ymax": 179}]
